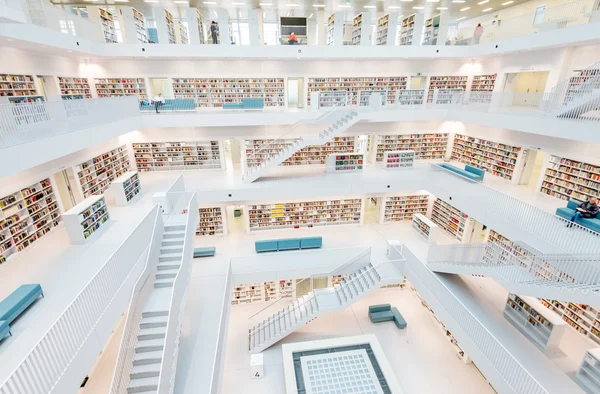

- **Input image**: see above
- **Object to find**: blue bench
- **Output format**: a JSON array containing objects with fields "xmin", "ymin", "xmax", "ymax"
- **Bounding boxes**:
[
  {"xmin": 436, "ymin": 163, "xmax": 485, "ymax": 182},
  {"xmin": 368, "ymin": 304, "xmax": 407, "ymax": 329},
  {"xmin": 193, "ymin": 247, "xmax": 216, "ymax": 258},
  {"xmin": 223, "ymin": 98, "xmax": 265, "ymax": 110},
  {"xmin": 255, "ymin": 236, "xmax": 323, "ymax": 253},
  {"xmin": 0, "ymin": 284, "xmax": 44, "ymax": 341},
  {"xmin": 140, "ymin": 99, "xmax": 196, "ymax": 112},
  {"xmin": 556, "ymin": 200, "xmax": 600, "ymax": 233}
]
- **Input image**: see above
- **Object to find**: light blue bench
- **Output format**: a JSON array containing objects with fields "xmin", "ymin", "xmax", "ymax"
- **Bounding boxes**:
[
  {"xmin": 223, "ymin": 98, "xmax": 265, "ymax": 110},
  {"xmin": 140, "ymin": 99, "xmax": 196, "ymax": 112},
  {"xmin": 0, "ymin": 284, "xmax": 44, "ymax": 341},
  {"xmin": 368, "ymin": 304, "xmax": 407, "ymax": 329},
  {"xmin": 436, "ymin": 163, "xmax": 485, "ymax": 182},
  {"xmin": 556, "ymin": 200, "xmax": 600, "ymax": 233},
  {"xmin": 193, "ymin": 247, "xmax": 216, "ymax": 258},
  {"xmin": 255, "ymin": 236, "xmax": 323, "ymax": 253}
]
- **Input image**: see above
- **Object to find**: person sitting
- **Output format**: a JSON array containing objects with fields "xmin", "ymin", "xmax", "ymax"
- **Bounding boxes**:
[
  {"xmin": 288, "ymin": 32, "xmax": 298, "ymax": 45},
  {"xmin": 152, "ymin": 92, "xmax": 165, "ymax": 113},
  {"xmin": 569, "ymin": 197, "xmax": 599, "ymax": 226}
]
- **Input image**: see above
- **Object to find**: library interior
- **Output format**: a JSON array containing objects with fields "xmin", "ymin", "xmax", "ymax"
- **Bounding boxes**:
[{"xmin": 2, "ymin": 0, "xmax": 600, "ymax": 393}]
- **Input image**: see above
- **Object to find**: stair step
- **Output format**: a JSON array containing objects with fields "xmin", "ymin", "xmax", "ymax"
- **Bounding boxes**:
[
  {"xmin": 133, "ymin": 350, "xmax": 163, "ymax": 366},
  {"xmin": 159, "ymin": 253, "xmax": 182, "ymax": 262},
  {"xmin": 135, "ymin": 339, "xmax": 165, "ymax": 353},
  {"xmin": 160, "ymin": 246, "xmax": 183, "ymax": 255},
  {"xmin": 165, "ymin": 225, "xmax": 185, "ymax": 232},
  {"xmin": 163, "ymin": 231, "xmax": 185, "ymax": 239},
  {"xmin": 156, "ymin": 269, "xmax": 178, "ymax": 279},
  {"xmin": 141, "ymin": 310, "xmax": 169, "ymax": 319},
  {"xmin": 140, "ymin": 315, "xmax": 168, "ymax": 329},
  {"xmin": 130, "ymin": 363, "xmax": 161, "ymax": 380},
  {"xmin": 138, "ymin": 326, "xmax": 166, "ymax": 341},
  {"xmin": 157, "ymin": 262, "xmax": 181, "ymax": 270},
  {"xmin": 154, "ymin": 278, "xmax": 174, "ymax": 288},
  {"xmin": 127, "ymin": 376, "xmax": 159, "ymax": 394},
  {"xmin": 162, "ymin": 240, "xmax": 184, "ymax": 247}
]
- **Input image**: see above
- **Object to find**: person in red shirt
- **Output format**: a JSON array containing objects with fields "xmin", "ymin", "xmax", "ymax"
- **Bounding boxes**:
[
  {"xmin": 288, "ymin": 32, "xmax": 298, "ymax": 45},
  {"xmin": 473, "ymin": 23, "xmax": 484, "ymax": 44}
]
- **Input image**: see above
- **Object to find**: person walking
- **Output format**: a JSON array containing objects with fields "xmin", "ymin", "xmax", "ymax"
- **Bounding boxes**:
[
  {"xmin": 152, "ymin": 92, "xmax": 165, "ymax": 113},
  {"xmin": 210, "ymin": 21, "xmax": 218, "ymax": 44},
  {"xmin": 473, "ymin": 23, "xmax": 484, "ymax": 44}
]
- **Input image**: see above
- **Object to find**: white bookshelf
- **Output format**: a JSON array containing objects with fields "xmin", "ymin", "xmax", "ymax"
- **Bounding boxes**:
[
  {"xmin": 397, "ymin": 89, "xmax": 425, "ymax": 106},
  {"xmin": 542, "ymin": 299, "xmax": 600, "ymax": 346},
  {"xmin": 577, "ymin": 349, "xmax": 600, "ymax": 393},
  {"xmin": 172, "ymin": 78, "xmax": 285, "ymax": 108},
  {"xmin": 351, "ymin": 13, "xmax": 364, "ymax": 45},
  {"xmin": 246, "ymin": 198, "xmax": 363, "ymax": 232},
  {"xmin": 565, "ymin": 68, "xmax": 600, "ymax": 104},
  {"xmin": 99, "ymin": 7, "xmax": 118, "ymax": 43},
  {"xmin": 427, "ymin": 76, "xmax": 468, "ymax": 103},
  {"xmin": 178, "ymin": 21, "xmax": 189, "ymax": 44},
  {"xmin": 372, "ymin": 133, "xmax": 448, "ymax": 163},
  {"xmin": 0, "ymin": 178, "xmax": 61, "ymax": 264},
  {"xmin": 376, "ymin": 14, "xmax": 389, "ymax": 45},
  {"xmin": 233, "ymin": 280, "xmax": 295, "ymax": 305},
  {"xmin": 504, "ymin": 293, "xmax": 567, "ymax": 349},
  {"xmin": 412, "ymin": 213, "xmax": 439, "ymax": 244},
  {"xmin": 327, "ymin": 13, "xmax": 335, "ymax": 45},
  {"xmin": 110, "ymin": 171, "xmax": 141, "ymax": 206},
  {"xmin": 451, "ymin": 134, "xmax": 521, "ymax": 181},
  {"xmin": 164, "ymin": 9, "xmax": 176, "ymax": 44},
  {"xmin": 0, "ymin": 73, "xmax": 43, "ymax": 103},
  {"xmin": 133, "ymin": 141, "xmax": 222, "ymax": 172},
  {"xmin": 94, "ymin": 78, "xmax": 148, "ymax": 102},
  {"xmin": 132, "ymin": 7, "xmax": 148, "ymax": 43},
  {"xmin": 540, "ymin": 155, "xmax": 600, "ymax": 203},
  {"xmin": 58, "ymin": 77, "xmax": 92, "ymax": 100},
  {"xmin": 196, "ymin": 9, "xmax": 205, "ymax": 44},
  {"xmin": 377, "ymin": 195, "xmax": 429, "ymax": 224},
  {"xmin": 422, "ymin": 15, "xmax": 440, "ymax": 45},
  {"xmin": 307, "ymin": 77, "xmax": 407, "ymax": 106},
  {"xmin": 399, "ymin": 14, "xmax": 417, "ymax": 45},
  {"xmin": 469, "ymin": 75, "xmax": 496, "ymax": 103},
  {"xmin": 75, "ymin": 145, "xmax": 130, "ymax": 198},
  {"xmin": 430, "ymin": 198, "xmax": 469, "ymax": 242},
  {"xmin": 197, "ymin": 207, "xmax": 226, "ymax": 236},
  {"xmin": 383, "ymin": 150, "xmax": 414, "ymax": 169},
  {"xmin": 64, "ymin": 195, "xmax": 110, "ymax": 244},
  {"xmin": 326, "ymin": 153, "xmax": 364, "ymax": 173}
]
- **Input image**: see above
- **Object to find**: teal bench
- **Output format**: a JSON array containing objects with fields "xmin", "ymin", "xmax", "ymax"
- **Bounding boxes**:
[
  {"xmin": 255, "ymin": 237, "xmax": 323, "ymax": 253},
  {"xmin": 436, "ymin": 163, "xmax": 485, "ymax": 182},
  {"xmin": 556, "ymin": 200, "xmax": 600, "ymax": 233},
  {"xmin": 223, "ymin": 98, "xmax": 265, "ymax": 110},
  {"xmin": 193, "ymin": 247, "xmax": 216, "ymax": 258},
  {"xmin": 140, "ymin": 99, "xmax": 196, "ymax": 112},
  {"xmin": 0, "ymin": 284, "xmax": 44, "ymax": 340},
  {"xmin": 368, "ymin": 304, "xmax": 407, "ymax": 329}
]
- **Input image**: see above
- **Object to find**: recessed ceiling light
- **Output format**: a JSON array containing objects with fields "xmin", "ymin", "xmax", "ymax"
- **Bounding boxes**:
[
  {"xmin": 7, "ymin": 38, "xmax": 13, "ymax": 41},
  {"xmin": 364, "ymin": 5, "xmax": 376, "ymax": 8},
  {"xmin": 114, "ymin": 0, "xmax": 129, "ymax": 2},
  {"xmin": 482, "ymin": 7, "xmax": 493, "ymax": 11},
  {"xmin": 338, "ymin": 4, "xmax": 351, "ymax": 7},
  {"xmin": 313, "ymin": 4, "xmax": 325, "ymax": 7},
  {"xmin": 452, "ymin": 0, "xmax": 465, "ymax": 2},
  {"xmin": 286, "ymin": 3, "xmax": 300, "ymax": 6},
  {"xmin": 174, "ymin": 1, "xmax": 188, "ymax": 3},
  {"xmin": 68, "ymin": 50, "xmax": 72, "ymax": 52},
  {"xmin": 436, "ymin": 6, "xmax": 447, "ymax": 9},
  {"xmin": 413, "ymin": 6, "xmax": 424, "ymax": 9},
  {"xmin": 455, "ymin": 16, "xmax": 466, "ymax": 21},
  {"xmin": 477, "ymin": 0, "xmax": 489, "ymax": 4},
  {"xmin": 460, "ymin": 7, "xmax": 470, "ymax": 11},
  {"xmin": 501, "ymin": 0, "xmax": 514, "ymax": 4},
  {"xmin": 259, "ymin": 2, "xmax": 272, "ymax": 5},
  {"xmin": 83, "ymin": 0, "xmax": 98, "ymax": 2},
  {"xmin": 309, "ymin": 13, "xmax": 313, "ymax": 17}
]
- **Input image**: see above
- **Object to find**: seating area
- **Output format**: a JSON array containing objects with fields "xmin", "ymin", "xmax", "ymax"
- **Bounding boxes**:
[
  {"xmin": 436, "ymin": 163, "xmax": 485, "ymax": 182},
  {"xmin": 0, "ymin": 284, "xmax": 44, "ymax": 341},
  {"xmin": 193, "ymin": 247, "xmax": 216, "ymax": 258},
  {"xmin": 255, "ymin": 236, "xmax": 323, "ymax": 253},
  {"xmin": 139, "ymin": 99, "xmax": 196, "ymax": 112},
  {"xmin": 222, "ymin": 98, "xmax": 265, "ymax": 110},
  {"xmin": 555, "ymin": 200, "xmax": 600, "ymax": 233},
  {"xmin": 368, "ymin": 304, "xmax": 407, "ymax": 329}
]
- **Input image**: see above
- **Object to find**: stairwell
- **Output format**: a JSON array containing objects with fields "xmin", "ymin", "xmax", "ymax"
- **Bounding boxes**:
[
  {"xmin": 248, "ymin": 261, "xmax": 403, "ymax": 353},
  {"xmin": 242, "ymin": 110, "xmax": 361, "ymax": 183}
]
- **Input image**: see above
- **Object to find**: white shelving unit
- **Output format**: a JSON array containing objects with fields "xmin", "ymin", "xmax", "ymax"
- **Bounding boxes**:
[
  {"xmin": 377, "ymin": 195, "xmax": 429, "ymax": 224},
  {"xmin": 383, "ymin": 150, "xmax": 414, "ymax": 169},
  {"xmin": 422, "ymin": 15, "xmax": 440, "ymax": 45},
  {"xmin": 110, "ymin": 171, "xmax": 141, "ymax": 206},
  {"xmin": 178, "ymin": 20, "xmax": 189, "ymax": 44},
  {"xmin": 451, "ymin": 134, "xmax": 522, "ymax": 181},
  {"xmin": 63, "ymin": 195, "xmax": 110, "ymax": 244},
  {"xmin": 326, "ymin": 153, "xmax": 364, "ymax": 173},
  {"xmin": 427, "ymin": 76, "xmax": 468, "ymax": 103},
  {"xmin": 326, "ymin": 13, "xmax": 335, "ymax": 45},
  {"xmin": 93, "ymin": 78, "xmax": 148, "ymax": 102},
  {"xmin": 197, "ymin": 207, "xmax": 227, "ymax": 236},
  {"xmin": 99, "ymin": 7, "xmax": 118, "ymax": 43},
  {"xmin": 540, "ymin": 155, "xmax": 600, "ymax": 203},
  {"xmin": 469, "ymin": 74, "xmax": 496, "ymax": 103},
  {"xmin": 430, "ymin": 198, "xmax": 469, "ymax": 242},
  {"xmin": 232, "ymin": 280, "xmax": 295, "ymax": 305},
  {"xmin": 196, "ymin": 9, "xmax": 205, "ymax": 44},
  {"xmin": 399, "ymin": 14, "xmax": 424, "ymax": 46},
  {"xmin": 0, "ymin": 178, "xmax": 61, "ymax": 264},
  {"xmin": 75, "ymin": 145, "xmax": 131, "ymax": 198},
  {"xmin": 307, "ymin": 77, "xmax": 407, "ymax": 106},
  {"xmin": 372, "ymin": 133, "xmax": 448, "ymax": 163},
  {"xmin": 133, "ymin": 140, "xmax": 223, "ymax": 172},
  {"xmin": 542, "ymin": 298, "xmax": 600, "ymax": 346},
  {"xmin": 397, "ymin": 89, "xmax": 425, "ymax": 105},
  {"xmin": 132, "ymin": 7, "xmax": 148, "ymax": 43},
  {"xmin": 577, "ymin": 349, "xmax": 600, "ymax": 393},
  {"xmin": 164, "ymin": 9, "xmax": 176, "ymax": 44},
  {"xmin": 351, "ymin": 13, "xmax": 367, "ymax": 45},
  {"xmin": 412, "ymin": 213, "xmax": 439, "ymax": 244},
  {"xmin": 504, "ymin": 293, "xmax": 567, "ymax": 350},
  {"xmin": 376, "ymin": 14, "xmax": 389, "ymax": 45},
  {"xmin": 172, "ymin": 78, "xmax": 285, "ymax": 108},
  {"xmin": 0, "ymin": 73, "xmax": 43, "ymax": 103},
  {"xmin": 58, "ymin": 77, "xmax": 92, "ymax": 100},
  {"xmin": 246, "ymin": 198, "xmax": 364, "ymax": 232}
]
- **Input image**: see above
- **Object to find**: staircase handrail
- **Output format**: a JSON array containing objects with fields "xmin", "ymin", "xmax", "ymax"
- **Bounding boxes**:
[
  {"xmin": 544, "ymin": 60, "xmax": 600, "ymax": 111},
  {"xmin": 156, "ymin": 192, "xmax": 199, "ymax": 394},
  {"xmin": 109, "ymin": 206, "xmax": 164, "ymax": 394},
  {"xmin": 247, "ymin": 247, "xmax": 371, "ymax": 324},
  {"xmin": 242, "ymin": 92, "xmax": 358, "ymax": 177}
]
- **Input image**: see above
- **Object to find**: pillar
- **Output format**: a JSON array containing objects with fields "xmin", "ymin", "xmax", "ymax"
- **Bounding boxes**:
[
  {"xmin": 248, "ymin": 9, "xmax": 263, "ymax": 45},
  {"xmin": 186, "ymin": 7, "xmax": 200, "ymax": 44},
  {"xmin": 117, "ymin": 7, "xmax": 138, "ymax": 44},
  {"xmin": 317, "ymin": 9, "xmax": 325, "ymax": 45},
  {"xmin": 332, "ymin": 11, "xmax": 344, "ymax": 46},
  {"xmin": 151, "ymin": 7, "xmax": 169, "ymax": 44},
  {"xmin": 217, "ymin": 8, "xmax": 231, "ymax": 45},
  {"xmin": 387, "ymin": 12, "xmax": 398, "ymax": 46}
]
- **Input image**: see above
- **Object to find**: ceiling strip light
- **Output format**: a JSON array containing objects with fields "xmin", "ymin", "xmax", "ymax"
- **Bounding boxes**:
[
  {"xmin": 460, "ymin": 7, "xmax": 470, "ymax": 11},
  {"xmin": 501, "ymin": 0, "xmax": 514, "ymax": 4},
  {"xmin": 482, "ymin": 7, "xmax": 493, "ymax": 11}
]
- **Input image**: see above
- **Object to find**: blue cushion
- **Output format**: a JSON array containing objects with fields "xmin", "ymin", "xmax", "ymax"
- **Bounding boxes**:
[
  {"xmin": 369, "ymin": 311, "xmax": 394, "ymax": 323},
  {"xmin": 277, "ymin": 238, "xmax": 301, "ymax": 250},
  {"xmin": 391, "ymin": 308, "xmax": 407, "ymax": 329},
  {"xmin": 193, "ymin": 247, "xmax": 216, "ymax": 258},
  {"xmin": 555, "ymin": 207, "xmax": 575, "ymax": 220},
  {"xmin": 255, "ymin": 240, "xmax": 279, "ymax": 253},
  {"xmin": 0, "ymin": 284, "xmax": 43, "ymax": 323},
  {"xmin": 465, "ymin": 165, "xmax": 485, "ymax": 178},
  {"xmin": 300, "ymin": 237, "xmax": 322, "ymax": 249},
  {"xmin": 369, "ymin": 304, "xmax": 391, "ymax": 313},
  {"xmin": 567, "ymin": 200, "xmax": 580, "ymax": 210},
  {"xmin": 242, "ymin": 98, "xmax": 264, "ymax": 109},
  {"xmin": 436, "ymin": 164, "xmax": 483, "ymax": 181},
  {"xmin": 223, "ymin": 103, "xmax": 244, "ymax": 109},
  {"xmin": 0, "ymin": 320, "xmax": 9, "ymax": 340},
  {"xmin": 578, "ymin": 218, "xmax": 600, "ymax": 232}
]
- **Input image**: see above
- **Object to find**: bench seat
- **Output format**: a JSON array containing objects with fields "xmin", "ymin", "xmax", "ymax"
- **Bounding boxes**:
[
  {"xmin": 255, "ymin": 240, "xmax": 279, "ymax": 253},
  {"xmin": 277, "ymin": 238, "xmax": 301, "ymax": 251},
  {"xmin": 255, "ymin": 237, "xmax": 323, "ymax": 253},
  {"xmin": 555, "ymin": 200, "xmax": 600, "ymax": 233},
  {"xmin": 193, "ymin": 247, "xmax": 216, "ymax": 258},
  {"xmin": 0, "ymin": 284, "xmax": 44, "ymax": 341},
  {"xmin": 0, "ymin": 321, "xmax": 9, "ymax": 340},
  {"xmin": 436, "ymin": 163, "xmax": 484, "ymax": 182},
  {"xmin": 300, "ymin": 237, "xmax": 322, "ymax": 249},
  {"xmin": 368, "ymin": 303, "xmax": 407, "ymax": 329}
]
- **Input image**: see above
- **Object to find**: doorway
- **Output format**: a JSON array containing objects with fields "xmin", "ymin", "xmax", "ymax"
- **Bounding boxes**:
[
  {"xmin": 37, "ymin": 75, "xmax": 61, "ymax": 101},
  {"xmin": 287, "ymin": 77, "xmax": 304, "ymax": 108},
  {"xmin": 150, "ymin": 78, "xmax": 171, "ymax": 98},
  {"xmin": 53, "ymin": 169, "xmax": 77, "ymax": 211},
  {"xmin": 410, "ymin": 76, "xmax": 427, "ymax": 90},
  {"xmin": 467, "ymin": 219, "xmax": 488, "ymax": 243},
  {"xmin": 503, "ymin": 71, "xmax": 549, "ymax": 106},
  {"xmin": 518, "ymin": 150, "xmax": 546, "ymax": 189}
]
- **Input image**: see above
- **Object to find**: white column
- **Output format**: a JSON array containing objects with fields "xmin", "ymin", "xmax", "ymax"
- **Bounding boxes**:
[
  {"xmin": 436, "ymin": 13, "xmax": 450, "ymax": 46},
  {"xmin": 186, "ymin": 7, "xmax": 200, "ymax": 44},
  {"xmin": 152, "ymin": 7, "xmax": 169, "ymax": 44},
  {"xmin": 307, "ymin": 17, "xmax": 317, "ymax": 45},
  {"xmin": 359, "ymin": 12, "xmax": 370, "ymax": 46},
  {"xmin": 85, "ymin": 6, "xmax": 107, "ymax": 42},
  {"xmin": 248, "ymin": 9, "xmax": 261, "ymax": 45},
  {"xmin": 117, "ymin": 6, "xmax": 138, "ymax": 44},
  {"xmin": 412, "ymin": 13, "xmax": 425, "ymax": 46},
  {"xmin": 317, "ymin": 9, "xmax": 325, "ymax": 45},
  {"xmin": 333, "ymin": 11, "xmax": 344, "ymax": 46},
  {"xmin": 217, "ymin": 8, "xmax": 231, "ymax": 45},
  {"xmin": 387, "ymin": 12, "xmax": 398, "ymax": 46}
]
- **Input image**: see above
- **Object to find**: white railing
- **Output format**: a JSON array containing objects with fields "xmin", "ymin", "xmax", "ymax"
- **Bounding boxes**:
[
  {"xmin": 0, "ymin": 205, "xmax": 160, "ymax": 394},
  {"xmin": 209, "ymin": 262, "xmax": 232, "ymax": 394},
  {"xmin": 157, "ymin": 192, "xmax": 198, "ymax": 394},
  {"xmin": 109, "ymin": 207, "xmax": 164, "ymax": 394},
  {"xmin": 399, "ymin": 244, "xmax": 548, "ymax": 394},
  {"xmin": 165, "ymin": 175, "xmax": 186, "ymax": 213},
  {"xmin": 0, "ymin": 97, "xmax": 139, "ymax": 149},
  {"xmin": 426, "ymin": 164, "xmax": 600, "ymax": 255}
]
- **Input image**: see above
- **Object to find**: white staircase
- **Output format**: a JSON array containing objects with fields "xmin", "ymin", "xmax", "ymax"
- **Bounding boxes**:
[
  {"xmin": 248, "ymin": 261, "xmax": 403, "ymax": 353},
  {"xmin": 242, "ymin": 110, "xmax": 361, "ymax": 183}
]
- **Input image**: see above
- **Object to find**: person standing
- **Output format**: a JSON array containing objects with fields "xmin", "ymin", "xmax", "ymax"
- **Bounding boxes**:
[
  {"xmin": 210, "ymin": 21, "xmax": 218, "ymax": 44},
  {"xmin": 569, "ymin": 197, "xmax": 599, "ymax": 226},
  {"xmin": 152, "ymin": 92, "xmax": 165, "ymax": 113},
  {"xmin": 473, "ymin": 23, "xmax": 484, "ymax": 44}
]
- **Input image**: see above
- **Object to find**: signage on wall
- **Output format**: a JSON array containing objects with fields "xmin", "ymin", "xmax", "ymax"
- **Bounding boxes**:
[{"xmin": 416, "ymin": 72, "xmax": 421, "ymax": 76}]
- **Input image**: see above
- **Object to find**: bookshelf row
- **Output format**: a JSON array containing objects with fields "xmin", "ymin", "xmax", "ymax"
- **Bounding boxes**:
[
  {"xmin": 399, "ymin": 14, "xmax": 418, "ymax": 45},
  {"xmin": 232, "ymin": 280, "xmax": 294, "ymax": 305},
  {"xmin": 75, "ymin": 145, "xmax": 131, "ymax": 198},
  {"xmin": 377, "ymin": 195, "xmax": 429, "ymax": 224},
  {"xmin": 376, "ymin": 14, "xmax": 389, "ymax": 45},
  {"xmin": 427, "ymin": 76, "xmax": 468, "ymax": 103},
  {"xmin": 411, "ymin": 213, "xmax": 439, "ymax": 244},
  {"xmin": 111, "ymin": 171, "xmax": 141, "ymax": 206},
  {"xmin": 133, "ymin": 7, "xmax": 148, "ymax": 44},
  {"xmin": 430, "ymin": 198, "xmax": 468, "ymax": 241},
  {"xmin": 133, "ymin": 141, "xmax": 222, "ymax": 172},
  {"xmin": 540, "ymin": 155, "xmax": 600, "ymax": 202},
  {"xmin": 307, "ymin": 77, "xmax": 408, "ymax": 106},
  {"xmin": 422, "ymin": 15, "xmax": 440, "ymax": 45},
  {"xmin": 0, "ymin": 73, "xmax": 42, "ymax": 102},
  {"xmin": 246, "ymin": 199, "xmax": 363, "ymax": 231},
  {"xmin": 326, "ymin": 154, "xmax": 364, "ymax": 173},
  {"xmin": 326, "ymin": 13, "xmax": 335, "ymax": 45},
  {"xmin": 99, "ymin": 8, "xmax": 118, "ymax": 43},
  {"xmin": 165, "ymin": 9, "xmax": 176, "ymax": 44},
  {"xmin": 0, "ymin": 177, "xmax": 61, "ymax": 263},
  {"xmin": 351, "ymin": 13, "xmax": 364, "ymax": 45},
  {"xmin": 172, "ymin": 78, "xmax": 285, "ymax": 107},
  {"xmin": 58, "ymin": 76, "xmax": 92, "ymax": 100},
  {"xmin": 197, "ymin": 207, "xmax": 225, "ymax": 236},
  {"xmin": 384, "ymin": 150, "xmax": 414, "ymax": 169},
  {"xmin": 451, "ymin": 134, "xmax": 521, "ymax": 180},
  {"xmin": 373, "ymin": 133, "xmax": 448, "ymax": 162},
  {"xmin": 93, "ymin": 78, "xmax": 148, "ymax": 101},
  {"xmin": 64, "ymin": 195, "xmax": 110, "ymax": 244},
  {"xmin": 565, "ymin": 68, "xmax": 600, "ymax": 104}
]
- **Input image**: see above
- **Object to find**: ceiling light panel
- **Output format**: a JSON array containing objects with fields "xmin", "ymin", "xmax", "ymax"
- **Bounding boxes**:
[{"xmin": 482, "ymin": 7, "xmax": 493, "ymax": 11}]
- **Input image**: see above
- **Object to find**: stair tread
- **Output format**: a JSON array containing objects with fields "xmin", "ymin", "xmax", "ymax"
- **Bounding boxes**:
[
  {"xmin": 155, "ymin": 278, "xmax": 174, "ymax": 283},
  {"xmin": 136, "ymin": 338, "xmax": 165, "ymax": 349},
  {"xmin": 142, "ymin": 315, "xmax": 169, "ymax": 324},
  {"xmin": 139, "ymin": 326, "xmax": 167, "ymax": 335},
  {"xmin": 134, "ymin": 349, "xmax": 164, "ymax": 360},
  {"xmin": 128, "ymin": 376, "xmax": 159, "ymax": 388},
  {"xmin": 132, "ymin": 363, "xmax": 161, "ymax": 374}
]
